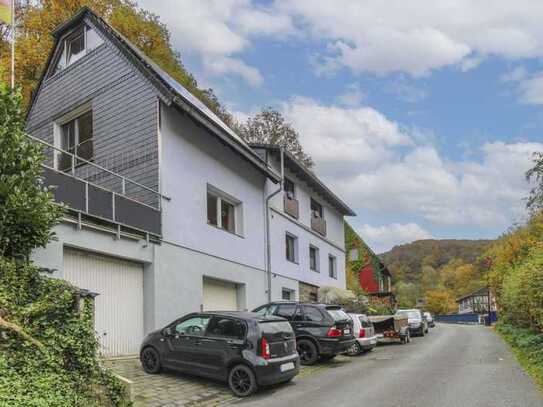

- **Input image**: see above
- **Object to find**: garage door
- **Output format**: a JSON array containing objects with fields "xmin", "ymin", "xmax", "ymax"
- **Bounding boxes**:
[
  {"xmin": 203, "ymin": 278, "xmax": 238, "ymax": 311},
  {"xmin": 63, "ymin": 248, "xmax": 144, "ymax": 357}
]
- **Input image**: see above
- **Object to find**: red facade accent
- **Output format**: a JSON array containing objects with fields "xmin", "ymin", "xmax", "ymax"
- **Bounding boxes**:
[{"xmin": 359, "ymin": 264, "xmax": 379, "ymax": 293}]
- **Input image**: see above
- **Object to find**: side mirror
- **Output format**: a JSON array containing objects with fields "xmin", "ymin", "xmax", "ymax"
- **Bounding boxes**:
[{"xmin": 163, "ymin": 327, "xmax": 173, "ymax": 337}]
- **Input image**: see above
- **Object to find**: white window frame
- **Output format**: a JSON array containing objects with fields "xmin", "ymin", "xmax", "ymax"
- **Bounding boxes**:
[
  {"xmin": 309, "ymin": 245, "xmax": 320, "ymax": 272},
  {"xmin": 206, "ymin": 184, "xmax": 243, "ymax": 236},
  {"xmin": 328, "ymin": 255, "xmax": 337, "ymax": 279},
  {"xmin": 52, "ymin": 25, "xmax": 103, "ymax": 75},
  {"xmin": 53, "ymin": 104, "xmax": 93, "ymax": 170},
  {"xmin": 282, "ymin": 288, "xmax": 295, "ymax": 301},
  {"xmin": 285, "ymin": 232, "xmax": 298, "ymax": 263}
]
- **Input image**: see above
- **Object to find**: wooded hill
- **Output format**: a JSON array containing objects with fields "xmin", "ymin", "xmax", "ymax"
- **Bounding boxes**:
[{"xmin": 380, "ymin": 239, "xmax": 492, "ymax": 283}]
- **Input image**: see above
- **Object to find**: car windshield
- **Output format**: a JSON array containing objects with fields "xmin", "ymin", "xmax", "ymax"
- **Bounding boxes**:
[
  {"xmin": 327, "ymin": 308, "xmax": 349, "ymax": 321},
  {"xmin": 397, "ymin": 310, "xmax": 420, "ymax": 319}
]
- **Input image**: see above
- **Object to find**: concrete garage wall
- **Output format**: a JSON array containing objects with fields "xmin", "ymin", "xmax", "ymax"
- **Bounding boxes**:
[
  {"xmin": 152, "ymin": 241, "xmax": 298, "ymax": 327},
  {"xmin": 30, "ymin": 223, "xmax": 157, "ymax": 334}
]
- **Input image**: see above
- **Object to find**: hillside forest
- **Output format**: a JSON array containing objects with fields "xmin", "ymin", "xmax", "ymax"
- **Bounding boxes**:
[{"xmin": 380, "ymin": 239, "xmax": 492, "ymax": 314}]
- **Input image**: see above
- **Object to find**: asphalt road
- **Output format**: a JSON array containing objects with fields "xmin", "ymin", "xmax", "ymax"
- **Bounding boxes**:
[{"xmin": 239, "ymin": 323, "xmax": 543, "ymax": 407}]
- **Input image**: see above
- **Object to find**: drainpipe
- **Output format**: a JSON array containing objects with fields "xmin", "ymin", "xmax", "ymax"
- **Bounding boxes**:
[{"xmin": 265, "ymin": 148, "xmax": 284, "ymax": 302}]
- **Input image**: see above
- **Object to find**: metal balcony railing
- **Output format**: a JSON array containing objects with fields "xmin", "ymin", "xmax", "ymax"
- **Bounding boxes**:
[
  {"xmin": 283, "ymin": 193, "xmax": 299, "ymax": 219},
  {"xmin": 27, "ymin": 134, "xmax": 169, "ymax": 236}
]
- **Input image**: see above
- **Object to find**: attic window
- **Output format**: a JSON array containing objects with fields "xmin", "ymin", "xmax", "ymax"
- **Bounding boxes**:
[{"xmin": 53, "ymin": 25, "xmax": 103, "ymax": 75}]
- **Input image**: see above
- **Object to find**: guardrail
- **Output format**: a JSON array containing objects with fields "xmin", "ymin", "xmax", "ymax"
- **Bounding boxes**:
[{"xmin": 28, "ymin": 134, "xmax": 169, "ymax": 237}]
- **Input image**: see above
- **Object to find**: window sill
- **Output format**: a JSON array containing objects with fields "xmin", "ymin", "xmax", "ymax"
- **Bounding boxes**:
[
  {"xmin": 207, "ymin": 222, "xmax": 244, "ymax": 239},
  {"xmin": 286, "ymin": 259, "xmax": 299, "ymax": 265},
  {"xmin": 310, "ymin": 269, "xmax": 320, "ymax": 273}
]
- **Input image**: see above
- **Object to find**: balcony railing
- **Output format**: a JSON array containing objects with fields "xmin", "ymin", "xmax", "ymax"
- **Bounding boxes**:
[
  {"xmin": 28, "ymin": 134, "xmax": 169, "ymax": 237},
  {"xmin": 283, "ymin": 194, "xmax": 299, "ymax": 219},
  {"xmin": 311, "ymin": 215, "xmax": 326, "ymax": 236}
]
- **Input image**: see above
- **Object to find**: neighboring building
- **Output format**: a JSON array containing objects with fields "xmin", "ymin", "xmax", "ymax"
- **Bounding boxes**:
[
  {"xmin": 26, "ymin": 8, "xmax": 354, "ymax": 357},
  {"xmin": 345, "ymin": 223, "xmax": 395, "ymax": 309},
  {"xmin": 456, "ymin": 287, "xmax": 496, "ymax": 314},
  {"xmin": 251, "ymin": 145, "xmax": 356, "ymax": 303}
]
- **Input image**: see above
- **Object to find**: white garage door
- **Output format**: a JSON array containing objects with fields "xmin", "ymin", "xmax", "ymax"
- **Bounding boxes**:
[
  {"xmin": 203, "ymin": 278, "xmax": 238, "ymax": 311},
  {"xmin": 64, "ymin": 248, "xmax": 144, "ymax": 357}
]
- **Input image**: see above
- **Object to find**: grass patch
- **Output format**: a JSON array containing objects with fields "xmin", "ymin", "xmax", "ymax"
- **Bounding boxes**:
[{"xmin": 496, "ymin": 323, "xmax": 543, "ymax": 390}]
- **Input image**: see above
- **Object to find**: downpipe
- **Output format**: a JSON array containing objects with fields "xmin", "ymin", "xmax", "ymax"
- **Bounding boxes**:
[{"xmin": 265, "ymin": 148, "xmax": 284, "ymax": 302}]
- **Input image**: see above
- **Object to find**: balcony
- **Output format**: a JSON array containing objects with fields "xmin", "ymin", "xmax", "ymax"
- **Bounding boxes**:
[
  {"xmin": 283, "ymin": 193, "xmax": 299, "ymax": 219},
  {"xmin": 311, "ymin": 215, "xmax": 326, "ymax": 236},
  {"xmin": 29, "ymin": 135, "xmax": 167, "ymax": 237}
]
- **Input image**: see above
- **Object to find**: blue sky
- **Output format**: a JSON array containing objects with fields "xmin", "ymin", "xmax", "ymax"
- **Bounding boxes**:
[{"xmin": 140, "ymin": 0, "xmax": 543, "ymax": 252}]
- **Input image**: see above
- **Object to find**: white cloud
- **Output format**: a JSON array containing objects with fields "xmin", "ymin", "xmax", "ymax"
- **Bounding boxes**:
[
  {"xmin": 275, "ymin": 1, "xmax": 543, "ymax": 76},
  {"xmin": 358, "ymin": 223, "xmax": 433, "ymax": 253},
  {"xmin": 336, "ymin": 83, "xmax": 365, "ymax": 106},
  {"xmin": 279, "ymin": 97, "xmax": 543, "ymax": 229},
  {"xmin": 139, "ymin": 0, "xmax": 295, "ymax": 86}
]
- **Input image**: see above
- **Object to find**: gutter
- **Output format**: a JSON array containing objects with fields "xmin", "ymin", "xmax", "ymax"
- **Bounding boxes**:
[{"xmin": 265, "ymin": 148, "xmax": 284, "ymax": 302}]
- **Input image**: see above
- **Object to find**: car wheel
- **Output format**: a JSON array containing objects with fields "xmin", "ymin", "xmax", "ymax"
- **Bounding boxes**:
[
  {"xmin": 228, "ymin": 364, "xmax": 257, "ymax": 397},
  {"xmin": 346, "ymin": 342, "xmax": 362, "ymax": 356},
  {"xmin": 297, "ymin": 339, "xmax": 319, "ymax": 366},
  {"xmin": 140, "ymin": 347, "xmax": 161, "ymax": 374}
]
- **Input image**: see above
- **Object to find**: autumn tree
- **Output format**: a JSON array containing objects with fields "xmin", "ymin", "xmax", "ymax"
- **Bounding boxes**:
[
  {"xmin": 526, "ymin": 151, "xmax": 543, "ymax": 212},
  {"xmin": 0, "ymin": 0, "xmax": 232, "ymax": 125},
  {"xmin": 425, "ymin": 289, "xmax": 457, "ymax": 315},
  {"xmin": 239, "ymin": 107, "xmax": 314, "ymax": 168}
]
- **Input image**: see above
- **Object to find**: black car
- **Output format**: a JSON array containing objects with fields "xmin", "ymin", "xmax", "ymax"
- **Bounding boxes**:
[
  {"xmin": 253, "ymin": 302, "xmax": 355, "ymax": 365},
  {"xmin": 139, "ymin": 311, "xmax": 300, "ymax": 397}
]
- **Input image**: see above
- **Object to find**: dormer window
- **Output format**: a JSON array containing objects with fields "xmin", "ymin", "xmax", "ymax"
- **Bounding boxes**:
[{"xmin": 53, "ymin": 25, "xmax": 103, "ymax": 75}]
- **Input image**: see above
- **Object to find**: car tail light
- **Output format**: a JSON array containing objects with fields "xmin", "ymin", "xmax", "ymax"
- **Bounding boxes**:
[
  {"xmin": 260, "ymin": 338, "xmax": 271, "ymax": 360},
  {"xmin": 327, "ymin": 327, "xmax": 342, "ymax": 337},
  {"xmin": 359, "ymin": 328, "xmax": 366, "ymax": 338}
]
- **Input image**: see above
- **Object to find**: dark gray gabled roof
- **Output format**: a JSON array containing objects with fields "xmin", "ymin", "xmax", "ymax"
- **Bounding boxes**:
[
  {"xmin": 30, "ymin": 7, "xmax": 280, "ymax": 183},
  {"xmin": 251, "ymin": 144, "xmax": 356, "ymax": 216}
]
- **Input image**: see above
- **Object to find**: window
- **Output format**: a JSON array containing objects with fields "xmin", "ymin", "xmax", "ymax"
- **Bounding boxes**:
[
  {"xmin": 329, "ymin": 255, "xmax": 337, "ymax": 279},
  {"xmin": 311, "ymin": 199, "xmax": 323, "ymax": 219},
  {"xmin": 254, "ymin": 304, "xmax": 277, "ymax": 317},
  {"xmin": 303, "ymin": 305, "xmax": 324, "ymax": 322},
  {"xmin": 349, "ymin": 248, "xmax": 359, "ymax": 261},
  {"xmin": 274, "ymin": 304, "xmax": 297, "ymax": 320},
  {"xmin": 282, "ymin": 288, "xmax": 294, "ymax": 301},
  {"xmin": 286, "ymin": 233, "xmax": 298, "ymax": 263},
  {"xmin": 53, "ymin": 25, "xmax": 103, "ymax": 75},
  {"xmin": 57, "ymin": 110, "xmax": 93, "ymax": 171},
  {"xmin": 206, "ymin": 317, "xmax": 246, "ymax": 340},
  {"xmin": 174, "ymin": 316, "xmax": 210, "ymax": 336},
  {"xmin": 309, "ymin": 246, "xmax": 319, "ymax": 272},
  {"xmin": 284, "ymin": 178, "xmax": 295, "ymax": 199},
  {"xmin": 207, "ymin": 186, "xmax": 242, "ymax": 235}
]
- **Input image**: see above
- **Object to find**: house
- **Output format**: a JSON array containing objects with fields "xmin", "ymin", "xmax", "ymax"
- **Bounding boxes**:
[
  {"xmin": 456, "ymin": 287, "xmax": 496, "ymax": 314},
  {"xmin": 345, "ymin": 223, "xmax": 395, "ymax": 308},
  {"xmin": 26, "ymin": 8, "xmax": 354, "ymax": 357},
  {"xmin": 252, "ymin": 145, "xmax": 356, "ymax": 302}
]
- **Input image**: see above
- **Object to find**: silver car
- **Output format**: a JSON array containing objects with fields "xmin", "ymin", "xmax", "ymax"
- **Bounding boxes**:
[
  {"xmin": 423, "ymin": 311, "xmax": 435, "ymax": 327},
  {"xmin": 346, "ymin": 313, "xmax": 378, "ymax": 355},
  {"xmin": 396, "ymin": 309, "xmax": 428, "ymax": 336}
]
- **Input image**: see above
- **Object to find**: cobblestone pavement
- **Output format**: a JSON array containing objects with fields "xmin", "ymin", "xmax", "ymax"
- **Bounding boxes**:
[{"xmin": 103, "ymin": 355, "xmax": 352, "ymax": 406}]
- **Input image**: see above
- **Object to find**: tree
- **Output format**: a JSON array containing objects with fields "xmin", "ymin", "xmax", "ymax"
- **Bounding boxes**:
[
  {"xmin": 425, "ymin": 289, "xmax": 457, "ymax": 315},
  {"xmin": 395, "ymin": 281, "xmax": 420, "ymax": 308},
  {"xmin": 0, "ymin": 83, "xmax": 63, "ymax": 258},
  {"xmin": 0, "ymin": 0, "xmax": 232, "ymax": 124},
  {"xmin": 239, "ymin": 107, "xmax": 314, "ymax": 168},
  {"xmin": 526, "ymin": 151, "xmax": 543, "ymax": 212}
]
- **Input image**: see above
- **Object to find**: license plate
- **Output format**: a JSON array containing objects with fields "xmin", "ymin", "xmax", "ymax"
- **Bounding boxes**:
[
  {"xmin": 343, "ymin": 329, "xmax": 351, "ymax": 335},
  {"xmin": 280, "ymin": 362, "xmax": 295, "ymax": 372}
]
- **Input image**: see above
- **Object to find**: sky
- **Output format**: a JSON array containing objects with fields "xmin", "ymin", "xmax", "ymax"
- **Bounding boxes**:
[{"xmin": 139, "ymin": 0, "xmax": 543, "ymax": 253}]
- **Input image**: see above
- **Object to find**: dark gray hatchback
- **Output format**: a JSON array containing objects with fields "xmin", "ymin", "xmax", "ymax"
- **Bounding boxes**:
[{"xmin": 139, "ymin": 311, "xmax": 300, "ymax": 397}]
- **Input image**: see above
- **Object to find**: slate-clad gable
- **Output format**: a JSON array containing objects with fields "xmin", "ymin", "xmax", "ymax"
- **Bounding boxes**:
[{"xmin": 26, "ymin": 16, "xmax": 160, "ymax": 206}]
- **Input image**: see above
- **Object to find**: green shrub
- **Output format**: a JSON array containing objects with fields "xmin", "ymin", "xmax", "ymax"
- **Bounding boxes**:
[
  {"xmin": 500, "ymin": 245, "xmax": 543, "ymax": 333},
  {"xmin": 0, "ymin": 259, "xmax": 127, "ymax": 406},
  {"xmin": 496, "ymin": 323, "xmax": 543, "ymax": 389}
]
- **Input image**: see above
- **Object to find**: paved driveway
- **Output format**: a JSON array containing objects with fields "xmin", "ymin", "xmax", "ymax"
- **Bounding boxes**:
[
  {"xmin": 104, "ymin": 352, "xmax": 350, "ymax": 406},
  {"xmin": 105, "ymin": 325, "xmax": 543, "ymax": 407}
]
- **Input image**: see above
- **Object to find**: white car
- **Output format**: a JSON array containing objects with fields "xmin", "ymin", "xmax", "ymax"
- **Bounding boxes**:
[{"xmin": 346, "ymin": 313, "xmax": 379, "ymax": 355}]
